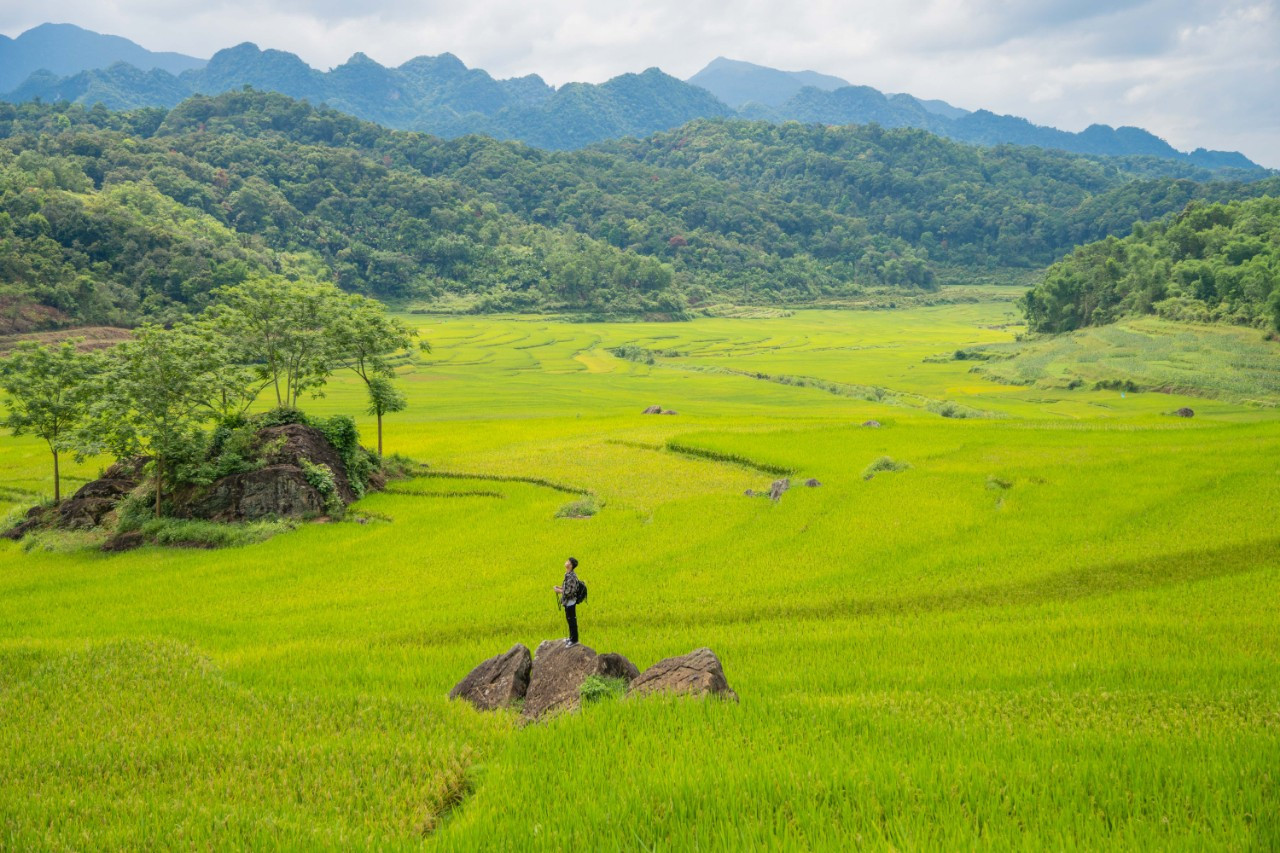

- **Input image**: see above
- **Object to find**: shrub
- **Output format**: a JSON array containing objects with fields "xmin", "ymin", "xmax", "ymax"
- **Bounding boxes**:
[
  {"xmin": 139, "ymin": 517, "xmax": 295, "ymax": 548},
  {"xmin": 579, "ymin": 675, "xmax": 627, "ymax": 704},
  {"xmin": 555, "ymin": 497, "xmax": 600, "ymax": 519},
  {"xmin": 863, "ymin": 456, "xmax": 911, "ymax": 480},
  {"xmin": 299, "ymin": 459, "xmax": 344, "ymax": 518}
]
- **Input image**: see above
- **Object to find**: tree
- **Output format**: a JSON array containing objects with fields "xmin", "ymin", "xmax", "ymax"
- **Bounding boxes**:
[
  {"xmin": 365, "ymin": 377, "xmax": 407, "ymax": 457},
  {"xmin": 83, "ymin": 324, "xmax": 219, "ymax": 516},
  {"xmin": 0, "ymin": 341, "xmax": 99, "ymax": 503},
  {"xmin": 205, "ymin": 276, "xmax": 341, "ymax": 408},
  {"xmin": 329, "ymin": 293, "xmax": 425, "ymax": 457}
]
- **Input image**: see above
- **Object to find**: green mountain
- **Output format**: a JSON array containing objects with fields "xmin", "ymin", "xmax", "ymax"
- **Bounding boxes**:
[
  {"xmin": 3, "ymin": 27, "xmax": 1263, "ymax": 172},
  {"xmin": 1025, "ymin": 196, "xmax": 1280, "ymax": 333},
  {"xmin": 0, "ymin": 23, "xmax": 205, "ymax": 92},
  {"xmin": 2, "ymin": 91, "xmax": 1276, "ymax": 330}
]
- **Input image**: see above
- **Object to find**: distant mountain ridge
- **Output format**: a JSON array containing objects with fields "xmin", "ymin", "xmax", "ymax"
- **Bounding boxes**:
[
  {"xmin": 0, "ymin": 23, "xmax": 205, "ymax": 92},
  {"xmin": 0, "ymin": 24, "xmax": 1262, "ymax": 171}
]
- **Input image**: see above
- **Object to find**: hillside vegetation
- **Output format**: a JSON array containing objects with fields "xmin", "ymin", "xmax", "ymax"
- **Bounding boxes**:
[
  {"xmin": 1025, "ymin": 196, "xmax": 1280, "ymax": 333},
  {"xmin": 3, "ymin": 93, "xmax": 1279, "ymax": 328}
]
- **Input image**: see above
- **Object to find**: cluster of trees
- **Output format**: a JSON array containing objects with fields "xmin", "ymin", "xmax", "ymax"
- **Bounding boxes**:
[
  {"xmin": 0, "ymin": 277, "xmax": 421, "ymax": 511},
  {"xmin": 4, "ymin": 93, "xmax": 1276, "ymax": 327},
  {"xmin": 1023, "ymin": 197, "xmax": 1280, "ymax": 333}
]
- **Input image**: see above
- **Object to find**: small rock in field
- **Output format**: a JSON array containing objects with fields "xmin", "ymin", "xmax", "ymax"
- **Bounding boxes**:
[
  {"xmin": 1173, "ymin": 407, "xmax": 1195, "ymax": 418},
  {"xmin": 804, "ymin": 478, "xmax": 821, "ymax": 487},
  {"xmin": 769, "ymin": 478, "xmax": 790, "ymax": 501},
  {"xmin": 661, "ymin": 409, "xmax": 678, "ymax": 415},
  {"xmin": 862, "ymin": 420, "xmax": 882, "ymax": 428},
  {"xmin": 642, "ymin": 405, "xmax": 662, "ymax": 414},
  {"xmin": 101, "ymin": 530, "xmax": 145, "ymax": 552}
]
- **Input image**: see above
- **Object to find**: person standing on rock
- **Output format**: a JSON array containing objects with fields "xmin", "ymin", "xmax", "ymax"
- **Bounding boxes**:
[{"xmin": 554, "ymin": 557, "xmax": 582, "ymax": 647}]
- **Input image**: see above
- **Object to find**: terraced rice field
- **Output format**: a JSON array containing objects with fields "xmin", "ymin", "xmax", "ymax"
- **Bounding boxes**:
[{"xmin": 1, "ymin": 299, "xmax": 1278, "ymax": 848}]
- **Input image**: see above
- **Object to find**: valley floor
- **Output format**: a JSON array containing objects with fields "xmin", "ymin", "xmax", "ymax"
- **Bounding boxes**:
[{"xmin": 1, "ymin": 300, "xmax": 1277, "ymax": 848}]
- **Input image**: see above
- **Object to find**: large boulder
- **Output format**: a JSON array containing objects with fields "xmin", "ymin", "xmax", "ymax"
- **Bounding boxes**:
[
  {"xmin": 629, "ymin": 648, "xmax": 738, "ymax": 702},
  {"xmin": 257, "ymin": 424, "xmax": 357, "ymax": 502},
  {"xmin": 175, "ymin": 424, "xmax": 358, "ymax": 522},
  {"xmin": 182, "ymin": 465, "xmax": 328, "ymax": 522},
  {"xmin": 523, "ymin": 640, "xmax": 603, "ymax": 720},
  {"xmin": 597, "ymin": 652, "xmax": 641, "ymax": 681},
  {"xmin": 449, "ymin": 644, "xmax": 532, "ymax": 711},
  {"xmin": 521, "ymin": 641, "xmax": 641, "ymax": 720}
]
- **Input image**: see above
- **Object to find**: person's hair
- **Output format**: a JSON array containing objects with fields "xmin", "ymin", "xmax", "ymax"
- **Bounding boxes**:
[{"xmin": 567, "ymin": 557, "xmax": 578, "ymax": 570}]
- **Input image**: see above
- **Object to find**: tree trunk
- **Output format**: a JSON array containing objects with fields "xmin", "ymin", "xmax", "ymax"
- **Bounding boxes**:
[
  {"xmin": 154, "ymin": 456, "xmax": 163, "ymax": 517},
  {"xmin": 52, "ymin": 448, "xmax": 60, "ymax": 505},
  {"xmin": 377, "ymin": 412, "xmax": 383, "ymax": 458}
]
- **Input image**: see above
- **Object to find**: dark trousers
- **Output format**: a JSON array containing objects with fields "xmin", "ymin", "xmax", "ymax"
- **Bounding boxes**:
[{"xmin": 564, "ymin": 604, "xmax": 578, "ymax": 644}]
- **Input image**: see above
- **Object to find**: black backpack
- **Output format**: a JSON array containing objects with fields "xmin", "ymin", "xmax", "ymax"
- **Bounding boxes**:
[{"xmin": 576, "ymin": 579, "xmax": 588, "ymax": 604}]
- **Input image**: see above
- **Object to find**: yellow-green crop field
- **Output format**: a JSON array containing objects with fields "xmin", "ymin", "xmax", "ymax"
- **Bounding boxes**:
[{"xmin": 1, "ymin": 299, "xmax": 1278, "ymax": 849}]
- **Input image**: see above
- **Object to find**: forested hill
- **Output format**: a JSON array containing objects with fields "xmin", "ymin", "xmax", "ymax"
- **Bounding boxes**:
[
  {"xmin": 1, "ymin": 91, "xmax": 1277, "ymax": 329},
  {"xmin": 2, "ymin": 33, "xmax": 1264, "ymax": 172},
  {"xmin": 1024, "ymin": 197, "xmax": 1280, "ymax": 334}
]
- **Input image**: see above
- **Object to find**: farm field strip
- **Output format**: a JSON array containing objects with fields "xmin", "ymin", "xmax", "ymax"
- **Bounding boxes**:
[{"xmin": 0, "ymin": 300, "xmax": 1277, "ymax": 848}]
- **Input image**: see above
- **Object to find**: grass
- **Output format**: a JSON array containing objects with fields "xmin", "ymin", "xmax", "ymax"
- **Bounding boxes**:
[{"xmin": 0, "ymin": 294, "xmax": 1277, "ymax": 848}]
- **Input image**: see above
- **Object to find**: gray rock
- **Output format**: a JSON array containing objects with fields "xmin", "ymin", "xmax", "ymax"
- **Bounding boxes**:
[
  {"xmin": 1173, "ymin": 407, "xmax": 1195, "ymax": 418},
  {"xmin": 629, "ymin": 648, "xmax": 738, "ymax": 702},
  {"xmin": 660, "ymin": 409, "xmax": 678, "ymax": 415},
  {"xmin": 523, "ymin": 640, "xmax": 603, "ymax": 720},
  {"xmin": 862, "ymin": 420, "xmax": 882, "ymax": 428},
  {"xmin": 642, "ymin": 405, "xmax": 663, "ymax": 414},
  {"xmin": 804, "ymin": 478, "xmax": 822, "ymax": 487},
  {"xmin": 101, "ymin": 530, "xmax": 145, "ymax": 552},
  {"xmin": 769, "ymin": 478, "xmax": 790, "ymax": 501},
  {"xmin": 596, "ymin": 652, "xmax": 641, "ymax": 682},
  {"xmin": 449, "ymin": 644, "xmax": 532, "ymax": 711}
]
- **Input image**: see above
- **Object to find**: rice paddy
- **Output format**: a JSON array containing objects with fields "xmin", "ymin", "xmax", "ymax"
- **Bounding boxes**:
[{"xmin": 1, "ymin": 297, "xmax": 1277, "ymax": 849}]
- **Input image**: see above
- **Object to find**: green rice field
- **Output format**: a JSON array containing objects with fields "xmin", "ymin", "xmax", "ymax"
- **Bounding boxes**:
[{"xmin": 1, "ymin": 299, "xmax": 1278, "ymax": 849}]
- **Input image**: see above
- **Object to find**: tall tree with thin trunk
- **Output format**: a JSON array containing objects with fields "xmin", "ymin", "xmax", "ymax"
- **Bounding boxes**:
[
  {"xmin": 0, "ymin": 341, "xmax": 99, "ymax": 504},
  {"xmin": 329, "ymin": 294, "xmax": 424, "ymax": 457},
  {"xmin": 365, "ymin": 377, "xmax": 407, "ymax": 458}
]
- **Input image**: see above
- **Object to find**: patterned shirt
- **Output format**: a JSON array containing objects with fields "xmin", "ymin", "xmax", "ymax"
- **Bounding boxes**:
[{"xmin": 562, "ymin": 568, "xmax": 581, "ymax": 606}]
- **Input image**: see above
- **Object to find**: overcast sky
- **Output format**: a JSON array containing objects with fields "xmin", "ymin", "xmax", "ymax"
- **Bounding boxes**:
[{"xmin": 4, "ymin": 0, "xmax": 1278, "ymax": 166}]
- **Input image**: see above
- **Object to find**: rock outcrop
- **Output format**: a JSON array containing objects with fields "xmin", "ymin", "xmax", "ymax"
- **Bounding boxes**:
[
  {"xmin": 1173, "ymin": 407, "xmax": 1195, "ymax": 418},
  {"xmin": 176, "ymin": 423, "xmax": 357, "ymax": 521},
  {"xmin": 629, "ymin": 648, "xmax": 738, "ymax": 702},
  {"xmin": 2, "ymin": 422, "xmax": 379, "ymax": 547},
  {"xmin": 769, "ymin": 478, "xmax": 790, "ymax": 501},
  {"xmin": 449, "ymin": 644, "xmax": 532, "ymax": 711},
  {"xmin": 450, "ymin": 641, "xmax": 730, "ymax": 720},
  {"xmin": 642, "ymin": 405, "xmax": 663, "ymax": 414},
  {"xmin": 523, "ymin": 640, "xmax": 608, "ymax": 720}
]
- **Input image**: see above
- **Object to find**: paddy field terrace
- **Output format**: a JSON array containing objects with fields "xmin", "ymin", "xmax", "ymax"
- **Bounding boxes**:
[{"xmin": 0, "ymin": 295, "xmax": 1277, "ymax": 848}]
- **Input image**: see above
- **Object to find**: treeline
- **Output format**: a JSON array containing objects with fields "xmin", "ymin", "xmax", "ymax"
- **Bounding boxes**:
[
  {"xmin": 0, "ymin": 278, "xmax": 418, "ymax": 512},
  {"xmin": 1024, "ymin": 197, "xmax": 1280, "ymax": 333},
  {"xmin": 1, "ymin": 92, "xmax": 1278, "ymax": 325}
]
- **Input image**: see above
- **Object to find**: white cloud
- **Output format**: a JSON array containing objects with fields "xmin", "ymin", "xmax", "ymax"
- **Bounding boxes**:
[{"xmin": 2, "ymin": 0, "xmax": 1276, "ymax": 166}]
